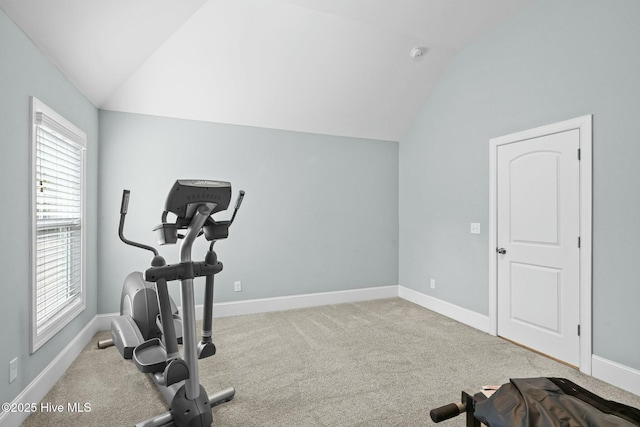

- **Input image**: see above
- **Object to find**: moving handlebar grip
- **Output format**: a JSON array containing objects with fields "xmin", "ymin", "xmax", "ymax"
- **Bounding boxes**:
[
  {"xmin": 235, "ymin": 190, "xmax": 245, "ymax": 209},
  {"xmin": 430, "ymin": 402, "xmax": 465, "ymax": 423},
  {"xmin": 118, "ymin": 189, "xmax": 159, "ymax": 257},
  {"xmin": 228, "ymin": 190, "xmax": 245, "ymax": 226},
  {"xmin": 121, "ymin": 190, "xmax": 131, "ymax": 215}
]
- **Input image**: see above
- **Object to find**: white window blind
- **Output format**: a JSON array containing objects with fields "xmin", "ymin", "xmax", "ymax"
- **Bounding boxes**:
[{"xmin": 31, "ymin": 97, "xmax": 86, "ymax": 353}]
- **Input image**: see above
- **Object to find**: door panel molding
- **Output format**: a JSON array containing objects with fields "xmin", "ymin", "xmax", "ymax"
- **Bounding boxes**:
[{"xmin": 489, "ymin": 115, "xmax": 592, "ymax": 374}]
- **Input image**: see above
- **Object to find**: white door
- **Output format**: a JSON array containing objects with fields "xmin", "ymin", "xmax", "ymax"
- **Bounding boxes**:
[{"xmin": 496, "ymin": 129, "xmax": 581, "ymax": 366}]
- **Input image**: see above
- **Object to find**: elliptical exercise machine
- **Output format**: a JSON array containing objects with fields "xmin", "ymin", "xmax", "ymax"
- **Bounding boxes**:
[{"xmin": 98, "ymin": 179, "xmax": 245, "ymax": 427}]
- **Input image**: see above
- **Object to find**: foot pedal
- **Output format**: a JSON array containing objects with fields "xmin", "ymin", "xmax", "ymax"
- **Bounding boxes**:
[
  {"xmin": 133, "ymin": 338, "xmax": 167, "ymax": 373},
  {"xmin": 197, "ymin": 341, "xmax": 216, "ymax": 359}
]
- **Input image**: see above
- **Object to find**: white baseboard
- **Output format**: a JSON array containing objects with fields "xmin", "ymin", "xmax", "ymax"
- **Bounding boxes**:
[
  {"xmin": 211, "ymin": 285, "xmax": 399, "ymax": 318},
  {"xmin": 0, "ymin": 317, "xmax": 99, "ymax": 427},
  {"xmin": 398, "ymin": 286, "xmax": 491, "ymax": 333},
  {"xmin": 97, "ymin": 286, "xmax": 400, "ymax": 329},
  {"xmin": 95, "ymin": 313, "xmax": 115, "ymax": 330},
  {"xmin": 592, "ymin": 355, "xmax": 640, "ymax": 396}
]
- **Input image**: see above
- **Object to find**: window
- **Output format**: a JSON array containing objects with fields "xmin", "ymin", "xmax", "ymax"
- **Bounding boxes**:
[{"xmin": 30, "ymin": 97, "xmax": 87, "ymax": 353}]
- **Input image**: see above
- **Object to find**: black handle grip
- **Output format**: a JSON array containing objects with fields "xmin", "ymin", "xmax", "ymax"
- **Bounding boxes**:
[
  {"xmin": 235, "ymin": 190, "xmax": 245, "ymax": 209},
  {"xmin": 430, "ymin": 403, "xmax": 463, "ymax": 423},
  {"xmin": 121, "ymin": 190, "xmax": 130, "ymax": 215},
  {"xmin": 228, "ymin": 190, "xmax": 245, "ymax": 227}
]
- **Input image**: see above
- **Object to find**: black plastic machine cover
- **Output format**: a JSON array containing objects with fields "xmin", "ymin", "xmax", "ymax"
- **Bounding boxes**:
[
  {"xmin": 165, "ymin": 179, "xmax": 232, "ymax": 220},
  {"xmin": 474, "ymin": 378, "xmax": 640, "ymax": 427}
]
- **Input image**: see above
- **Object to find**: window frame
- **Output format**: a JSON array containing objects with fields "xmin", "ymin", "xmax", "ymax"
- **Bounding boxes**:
[{"xmin": 30, "ymin": 97, "xmax": 87, "ymax": 353}]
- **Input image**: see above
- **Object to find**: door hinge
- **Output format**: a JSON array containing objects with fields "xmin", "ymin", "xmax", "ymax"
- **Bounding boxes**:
[
  {"xmin": 578, "ymin": 148, "xmax": 581, "ymax": 160},
  {"xmin": 578, "ymin": 325, "xmax": 581, "ymax": 336},
  {"xmin": 578, "ymin": 237, "xmax": 581, "ymax": 248}
]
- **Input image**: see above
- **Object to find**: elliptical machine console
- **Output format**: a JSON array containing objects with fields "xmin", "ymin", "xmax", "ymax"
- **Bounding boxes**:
[{"xmin": 98, "ymin": 179, "xmax": 244, "ymax": 427}]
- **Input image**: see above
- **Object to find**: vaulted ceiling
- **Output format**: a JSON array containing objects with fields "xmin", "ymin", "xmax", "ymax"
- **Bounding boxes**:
[{"xmin": 0, "ymin": 0, "xmax": 533, "ymax": 141}]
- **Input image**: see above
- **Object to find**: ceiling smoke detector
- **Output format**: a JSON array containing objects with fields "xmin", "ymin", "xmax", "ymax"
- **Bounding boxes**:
[{"xmin": 410, "ymin": 47, "xmax": 426, "ymax": 61}]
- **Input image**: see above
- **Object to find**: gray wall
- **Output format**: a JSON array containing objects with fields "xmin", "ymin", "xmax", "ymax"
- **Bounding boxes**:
[
  {"xmin": 98, "ymin": 111, "xmax": 399, "ymax": 313},
  {"xmin": 399, "ymin": 0, "xmax": 640, "ymax": 371},
  {"xmin": 0, "ymin": 10, "xmax": 99, "ymax": 406}
]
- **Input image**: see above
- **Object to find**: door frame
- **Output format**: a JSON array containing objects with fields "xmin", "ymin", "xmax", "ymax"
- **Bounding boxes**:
[{"xmin": 488, "ymin": 115, "xmax": 592, "ymax": 374}]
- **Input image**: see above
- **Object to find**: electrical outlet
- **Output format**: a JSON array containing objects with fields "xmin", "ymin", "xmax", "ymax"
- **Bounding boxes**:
[
  {"xmin": 9, "ymin": 357, "xmax": 17, "ymax": 383},
  {"xmin": 470, "ymin": 223, "xmax": 481, "ymax": 234},
  {"xmin": 234, "ymin": 281, "xmax": 242, "ymax": 292},
  {"xmin": 430, "ymin": 279, "xmax": 436, "ymax": 289}
]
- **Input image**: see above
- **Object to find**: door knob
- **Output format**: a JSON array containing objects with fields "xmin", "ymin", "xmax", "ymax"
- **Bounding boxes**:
[{"xmin": 496, "ymin": 248, "xmax": 507, "ymax": 254}]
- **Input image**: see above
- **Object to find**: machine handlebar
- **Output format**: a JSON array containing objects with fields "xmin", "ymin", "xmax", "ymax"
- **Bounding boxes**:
[
  {"xmin": 430, "ymin": 402, "xmax": 464, "ymax": 423},
  {"xmin": 119, "ymin": 182, "xmax": 245, "ymax": 253},
  {"xmin": 229, "ymin": 190, "xmax": 245, "ymax": 226},
  {"xmin": 236, "ymin": 190, "xmax": 245, "ymax": 210},
  {"xmin": 120, "ymin": 189, "xmax": 130, "ymax": 215},
  {"xmin": 431, "ymin": 390, "xmax": 475, "ymax": 424},
  {"xmin": 119, "ymin": 189, "xmax": 159, "ymax": 257}
]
